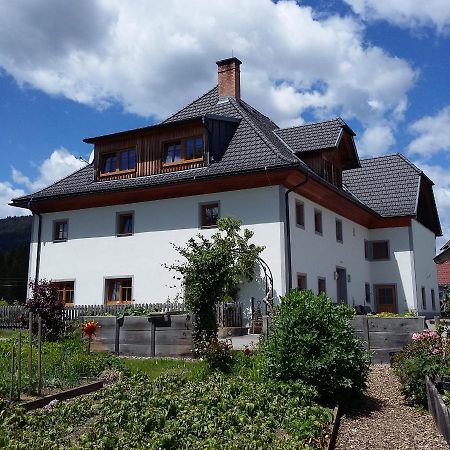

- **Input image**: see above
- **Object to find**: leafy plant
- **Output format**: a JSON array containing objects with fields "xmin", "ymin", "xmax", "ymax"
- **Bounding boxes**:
[
  {"xmin": 260, "ymin": 289, "xmax": 371, "ymax": 403},
  {"xmin": 392, "ymin": 328, "xmax": 449, "ymax": 406},
  {"xmin": 369, "ymin": 311, "xmax": 416, "ymax": 318},
  {"xmin": 0, "ymin": 371, "xmax": 332, "ymax": 449},
  {"xmin": 26, "ymin": 279, "xmax": 65, "ymax": 340},
  {"xmin": 168, "ymin": 217, "xmax": 264, "ymax": 348},
  {"xmin": 197, "ymin": 335, "xmax": 233, "ymax": 372}
]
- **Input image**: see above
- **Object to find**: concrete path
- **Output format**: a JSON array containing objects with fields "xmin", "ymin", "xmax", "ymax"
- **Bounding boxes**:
[{"xmin": 221, "ymin": 333, "xmax": 260, "ymax": 350}]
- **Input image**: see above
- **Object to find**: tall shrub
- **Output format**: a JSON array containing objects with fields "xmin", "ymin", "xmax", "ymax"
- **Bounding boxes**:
[
  {"xmin": 26, "ymin": 279, "xmax": 65, "ymax": 340},
  {"xmin": 169, "ymin": 217, "xmax": 263, "ymax": 350},
  {"xmin": 260, "ymin": 289, "xmax": 370, "ymax": 402}
]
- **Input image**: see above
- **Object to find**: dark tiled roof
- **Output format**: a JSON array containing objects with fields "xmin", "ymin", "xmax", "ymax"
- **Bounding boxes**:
[
  {"xmin": 14, "ymin": 87, "xmax": 302, "ymax": 203},
  {"xmin": 274, "ymin": 118, "xmax": 349, "ymax": 153},
  {"xmin": 342, "ymin": 154, "xmax": 421, "ymax": 217}
]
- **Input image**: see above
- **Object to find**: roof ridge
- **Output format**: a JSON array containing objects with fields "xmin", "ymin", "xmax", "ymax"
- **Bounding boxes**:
[
  {"xmin": 161, "ymin": 85, "xmax": 218, "ymax": 124},
  {"xmin": 275, "ymin": 117, "xmax": 344, "ymax": 133},
  {"xmin": 230, "ymin": 98, "xmax": 299, "ymax": 165},
  {"xmin": 358, "ymin": 153, "xmax": 422, "ymax": 175}
]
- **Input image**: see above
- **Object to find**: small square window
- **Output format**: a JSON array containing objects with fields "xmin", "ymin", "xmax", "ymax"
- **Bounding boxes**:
[
  {"xmin": 200, "ymin": 202, "xmax": 219, "ymax": 228},
  {"xmin": 295, "ymin": 201, "xmax": 305, "ymax": 228},
  {"xmin": 54, "ymin": 281, "xmax": 75, "ymax": 305},
  {"xmin": 117, "ymin": 212, "xmax": 134, "ymax": 236},
  {"xmin": 53, "ymin": 220, "xmax": 68, "ymax": 242},
  {"xmin": 318, "ymin": 277, "xmax": 326, "ymax": 294},
  {"xmin": 336, "ymin": 219, "xmax": 343, "ymax": 243},
  {"xmin": 165, "ymin": 142, "xmax": 182, "ymax": 163},
  {"xmin": 365, "ymin": 283, "xmax": 371, "ymax": 303},
  {"xmin": 365, "ymin": 240, "xmax": 390, "ymax": 260},
  {"xmin": 314, "ymin": 209, "xmax": 322, "ymax": 235},
  {"xmin": 105, "ymin": 278, "xmax": 133, "ymax": 304},
  {"xmin": 297, "ymin": 274, "xmax": 307, "ymax": 290},
  {"xmin": 422, "ymin": 286, "xmax": 426, "ymax": 309}
]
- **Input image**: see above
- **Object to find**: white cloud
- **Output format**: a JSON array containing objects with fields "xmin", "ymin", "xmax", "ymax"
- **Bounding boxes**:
[
  {"xmin": 0, "ymin": 182, "xmax": 26, "ymax": 218},
  {"xmin": 344, "ymin": 0, "xmax": 450, "ymax": 34},
  {"xmin": 0, "ymin": 0, "xmax": 416, "ymax": 135},
  {"xmin": 1, "ymin": 148, "xmax": 86, "ymax": 218},
  {"xmin": 11, "ymin": 148, "xmax": 85, "ymax": 192},
  {"xmin": 407, "ymin": 107, "xmax": 450, "ymax": 158},
  {"xmin": 357, "ymin": 124, "xmax": 396, "ymax": 157}
]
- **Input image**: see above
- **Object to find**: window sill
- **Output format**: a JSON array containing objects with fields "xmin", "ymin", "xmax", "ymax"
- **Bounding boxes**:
[
  {"xmin": 53, "ymin": 239, "xmax": 68, "ymax": 243},
  {"xmin": 162, "ymin": 158, "xmax": 204, "ymax": 168},
  {"xmin": 315, "ymin": 231, "xmax": 323, "ymax": 236},
  {"xmin": 64, "ymin": 303, "xmax": 74, "ymax": 307},
  {"xmin": 116, "ymin": 233, "xmax": 133, "ymax": 237},
  {"xmin": 99, "ymin": 169, "xmax": 136, "ymax": 177},
  {"xmin": 200, "ymin": 225, "xmax": 218, "ymax": 229},
  {"xmin": 296, "ymin": 224, "xmax": 305, "ymax": 229}
]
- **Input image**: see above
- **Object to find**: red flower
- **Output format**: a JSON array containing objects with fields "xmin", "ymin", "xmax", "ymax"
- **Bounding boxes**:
[
  {"xmin": 81, "ymin": 320, "xmax": 99, "ymax": 337},
  {"xmin": 244, "ymin": 347, "xmax": 252, "ymax": 355}
]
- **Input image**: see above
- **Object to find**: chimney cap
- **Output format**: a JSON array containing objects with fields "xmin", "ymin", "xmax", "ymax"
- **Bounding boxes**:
[{"xmin": 216, "ymin": 57, "xmax": 242, "ymax": 67}]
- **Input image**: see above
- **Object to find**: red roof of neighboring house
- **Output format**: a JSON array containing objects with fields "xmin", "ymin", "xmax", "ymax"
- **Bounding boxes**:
[{"xmin": 437, "ymin": 260, "xmax": 450, "ymax": 285}]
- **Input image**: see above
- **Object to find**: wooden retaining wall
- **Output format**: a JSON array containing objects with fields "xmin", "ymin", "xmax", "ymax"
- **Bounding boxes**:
[
  {"xmin": 82, "ymin": 314, "xmax": 193, "ymax": 357},
  {"xmin": 426, "ymin": 376, "xmax": 450, "ymax": 445},
  {"xmin": 351, "ymin": 316, "xmax": 425, "ymax": 363}
]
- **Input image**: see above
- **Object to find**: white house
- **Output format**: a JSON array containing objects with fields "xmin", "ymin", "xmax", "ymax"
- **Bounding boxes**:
[{"xmin": 11, "ymin": 57, "xmax": 441, "ymax": 319}]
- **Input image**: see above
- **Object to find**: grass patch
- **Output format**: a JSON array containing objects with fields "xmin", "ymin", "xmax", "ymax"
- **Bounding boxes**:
[{"xmin": 122, "ymin": 358, "xmax": 202, "ymax": 379}]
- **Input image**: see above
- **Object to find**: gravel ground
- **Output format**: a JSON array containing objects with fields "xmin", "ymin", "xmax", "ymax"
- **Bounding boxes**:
[{"xmin": 334, "ymin": 365, "xmax": 448, "ymax": 450}]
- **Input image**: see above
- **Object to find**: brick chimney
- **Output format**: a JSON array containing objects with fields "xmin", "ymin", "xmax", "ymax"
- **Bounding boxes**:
[{"xmin": 216, "ymin": 57, "xmax": 242, "ymax": 100}]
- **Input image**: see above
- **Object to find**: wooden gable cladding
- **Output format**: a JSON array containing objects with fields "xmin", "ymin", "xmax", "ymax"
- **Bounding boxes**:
[
  {"xmin": 94, "ymin": 121, "xmax": 207, "ymax": 181},
  {"xmin": 416, "ymin": 176, "xmax": 442, "ymax": 236}
]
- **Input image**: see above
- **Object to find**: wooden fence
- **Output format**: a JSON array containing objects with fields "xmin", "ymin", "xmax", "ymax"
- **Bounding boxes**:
[
  {"xmin": 426, "ymin": 376, "xmax": 450, "ymax": 445},
  {"xmin": 216, "ymin": 303, "xmax": 243, "ymax": 328},
  {"xmin": 0, "ymin": 303, "xmax": 186, "ymax": 329}
]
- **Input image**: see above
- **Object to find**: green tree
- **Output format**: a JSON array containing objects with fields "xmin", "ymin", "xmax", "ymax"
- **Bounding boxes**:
[{"xmin": 169, "ymin": 217, "xmax": 264, "ymax": 348}]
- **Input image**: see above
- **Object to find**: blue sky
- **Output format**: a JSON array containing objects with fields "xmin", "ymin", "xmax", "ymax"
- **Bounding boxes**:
[{"xmin": 1, "ymin": 0, "xmax": 450, "ymax": 245}]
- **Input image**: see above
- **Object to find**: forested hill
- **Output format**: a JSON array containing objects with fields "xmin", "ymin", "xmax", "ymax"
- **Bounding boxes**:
[{"xmin": 0, "ymin": 215, "xmax": 32, "ymax": 303}]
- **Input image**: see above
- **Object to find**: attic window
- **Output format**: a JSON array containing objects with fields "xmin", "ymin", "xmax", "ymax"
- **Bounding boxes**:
[
  {"xmin": 100, "ymin": 148, "xmax": 136, "ymax": 176},
  {"xmin": 163, "ymin": 136, "xmax": 204, "ymax": 166}
]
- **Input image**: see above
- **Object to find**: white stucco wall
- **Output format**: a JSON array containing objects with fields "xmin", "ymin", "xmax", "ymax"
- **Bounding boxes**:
[
  {"xmin": 28, "ymin": 184, "xmax": 438, "ymax": 318},
  {"xmin": 411, "ymin": 219, "xmax": 439, "ymax": 315},
  {"xmin": 289, "ymin": 193, "xmax": 371, "ymax": 307},
  {"xmin": 28, "ymin": 186, "xmax": 285, "ymax": 314},
  {"xmin": 368, "ymin": 227, "xmax": 415, "ymax": 313}
]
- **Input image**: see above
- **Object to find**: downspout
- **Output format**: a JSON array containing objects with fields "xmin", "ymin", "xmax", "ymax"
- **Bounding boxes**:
[
  {"xmin": 285, "ymin": 173, "xmax": 309, "ymax": 292},
  {"xmin": 28, "ymin": 198, "xmax": 42, "ymax": 285}
]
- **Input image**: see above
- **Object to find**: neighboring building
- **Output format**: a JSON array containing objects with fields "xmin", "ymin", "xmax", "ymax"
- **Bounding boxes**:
[
  {"xmin": 435, "ymin": 241, "xmax": 450, "ymax": 306},
  {"xmin": 11, "ymin": 58, "xmax": 441, "ymax": 318}
]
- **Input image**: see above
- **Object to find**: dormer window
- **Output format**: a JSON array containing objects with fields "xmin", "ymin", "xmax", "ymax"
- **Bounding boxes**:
[
  {"xmin": 100, "ymin": 148, "xmax": 136, "ymax": 176},
  {"xmin": 163, "ymin": 136, "xmax": 204, "ymax": 166}
]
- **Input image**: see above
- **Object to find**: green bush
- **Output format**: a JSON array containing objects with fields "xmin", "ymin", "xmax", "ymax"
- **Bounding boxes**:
[
  {"xmin": 0, "ymin": 372, "xmax": 332, "ymax": 449},
  {"xmin": 392, "ymin": 329, "xmax": 448, "ymax": 406},
  {"xmin": 260, "ymin": 289, "xmax": 371, "ymax": 403}
]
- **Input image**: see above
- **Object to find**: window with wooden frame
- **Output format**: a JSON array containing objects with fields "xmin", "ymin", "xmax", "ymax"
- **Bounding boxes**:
[
  {"xmin": 200, "ymin": 202, "xmax": 219, "ymax": 228},
  {"xmin": 335, "ymin": 218, "xmax": 343, "ymax": 243},
  {"xmin": 163, "ymin": 135, "xmax": 204, "ymax": 166},
  {"xmin": 431, "ymin": 289, "xmax": 436, "ymax": 310},
  {"xmin": 365, "ymin": 283, "xmax": 371, "ymax": 303},
  {"xmin": 364, "ymin": 240, "xmax": 389, "ymax": 261},
  {"xmin": 297, "ymin": 274, "xmax": 307, "ymax": 290},
  {"xmin": 318, "ymin": 277, "xmax": 326, "ymax": 294},
  {"xmin": 105, "ymin": 278, "xmax": 133, "ymax": 304},
  {"xmin": 321, "ymin": 160, "xmax": 342, "ymax": 188},
  {"xmin": 53, "ymin": 220, "xmax": 68, "ymax": 242},
  {"xmin": 421, "ymin": 286, "xmax": 426, "ymax": 309},
  {"xmin": 295, "ymin": 200, "xmax": 305, "ymax": 228},
  {"xmin": 314, "ymin": 209, "xmax": 322, "ymax": 235},
  {"xmin": 100, "ymin": 147, "xmax": 136, "ymax": 176},
  {"xmin": 117, "ymin": 212, "xmax": 134, "ymax": 236},
  {"xmin": 54, "ymin": 281, "xmax": 75, "ymax": 305}
]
